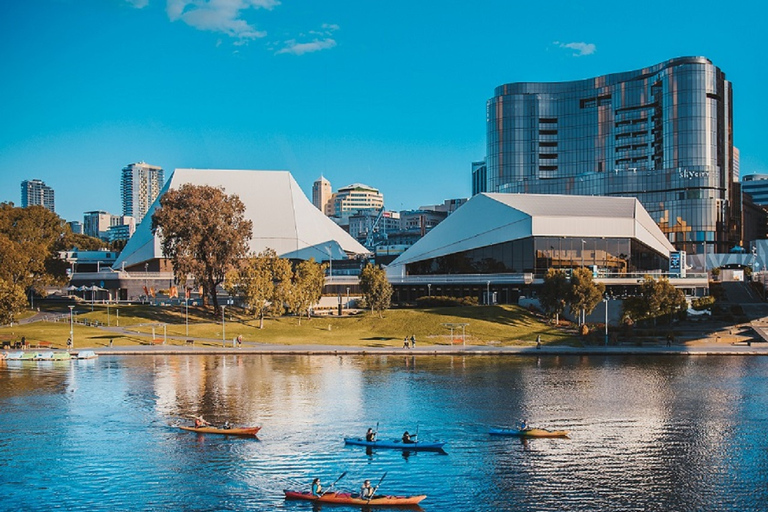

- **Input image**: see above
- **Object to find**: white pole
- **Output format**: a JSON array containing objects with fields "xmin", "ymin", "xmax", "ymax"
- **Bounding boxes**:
[
  {"xmin": 185, "ymin": 298, "xmax": 189, "ymax": 336},
  {"xmin": 222, "ymin": 306, "xmax": 226, "ymax": 346},
  {"xmin": 68, "ymin": 305, "xmax": 74, "ymax": 350},
  {"xmin": 604, "ymin": 299, "xmax": 609, "ymax": 346}
]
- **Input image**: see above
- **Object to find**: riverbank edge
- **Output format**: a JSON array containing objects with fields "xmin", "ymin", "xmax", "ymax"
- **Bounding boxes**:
[{"xmin": 70, "ymin": 344, "xmax": 768, "ymax": 357}]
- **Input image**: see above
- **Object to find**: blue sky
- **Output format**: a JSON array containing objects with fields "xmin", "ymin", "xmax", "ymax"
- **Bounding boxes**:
[{"xmin": 1, "ymin": 0, "xmax": 766, "ymax": 223}]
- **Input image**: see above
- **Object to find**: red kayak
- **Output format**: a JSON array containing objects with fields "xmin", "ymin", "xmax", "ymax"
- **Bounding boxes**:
[
  {"xmin": 284, "ymin": 490, "xmax": 426, "ymax": 506},
  {"xmin": 178, "ymin": 425, "xmax": 261, "ymax": 437}
]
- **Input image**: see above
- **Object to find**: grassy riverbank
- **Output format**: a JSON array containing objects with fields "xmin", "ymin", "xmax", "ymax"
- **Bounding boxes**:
[{"xmin": 1, "ymin": 303, "xmax": 576, "ymax": 349}]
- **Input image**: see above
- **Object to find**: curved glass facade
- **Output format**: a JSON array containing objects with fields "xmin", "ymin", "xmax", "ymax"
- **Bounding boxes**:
[
  {"xmin": 485, "ymin": 57, "xmax": 736, "ymax": 254},
  {"xmin": 405, "ymin": 236, "xmax": 667, "ymax": 276}
]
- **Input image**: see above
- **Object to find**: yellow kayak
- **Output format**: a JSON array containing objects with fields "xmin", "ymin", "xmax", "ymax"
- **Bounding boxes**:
[{"xmin": 489, "ymin": 427, "xmax": 569, "ymax": 438}]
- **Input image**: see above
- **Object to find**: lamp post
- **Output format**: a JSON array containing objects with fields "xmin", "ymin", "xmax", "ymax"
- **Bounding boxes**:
[
  {"xmin": 581, "ymin": 239, "xmax": 586, "ymax": 268},
  {"xmin": 185, "ymin": 295, "xmax": 189, "ymax": 336},
  {"xmin": 486, "ymin": 281, "xmax": 491, "ymax": 306},
  {"xmin": 346, "ymin": 287, "xmax": 350, "ymax": 310},
  {"xmin": 221, "ymin": 305, "xmax": 226, "ymax": 347},
  {"xmin": 427, "ymin": 283, "xmax": 431, "ymax": 297},
  {"xmin": 603, "ymin": 297, "xmax": 609, "ymax": 346},
  {"xmin": 68, "ymin": 305, "xmax": 74, "ymax": 350}
]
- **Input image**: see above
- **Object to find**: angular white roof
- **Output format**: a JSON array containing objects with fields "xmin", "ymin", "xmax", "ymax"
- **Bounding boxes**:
[
  {"xmin": 113, "ymin": 169, "xmax": 369, "ymax": 269},
  {"xmin": 386, "ymin": 193, "xmax": 675, "ymax": 276}
]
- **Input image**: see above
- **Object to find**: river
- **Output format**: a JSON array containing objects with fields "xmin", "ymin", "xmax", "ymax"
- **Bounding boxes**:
[{"xmin": 1, "ymin": 354, "xmax": 767, "ymax": 511}]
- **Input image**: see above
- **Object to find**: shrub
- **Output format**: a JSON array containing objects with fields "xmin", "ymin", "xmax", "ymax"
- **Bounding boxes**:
[
  {"xmin": 415, "ymin": 295, "xmax": 479, "ymax": 307},
  {"xmin": 691, "ymin": 295, "xmax": 715, "ymax": 311}
]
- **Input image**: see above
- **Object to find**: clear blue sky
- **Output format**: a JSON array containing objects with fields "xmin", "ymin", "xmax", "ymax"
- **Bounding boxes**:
[{"xmin": 1, "ymin": 0, "xmax": 766, "ymax": 223}]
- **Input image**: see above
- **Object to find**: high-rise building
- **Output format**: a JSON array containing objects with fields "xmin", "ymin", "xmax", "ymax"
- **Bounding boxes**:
[
  {"xmin": 328, "ymin": 183, "xmax": 384, "ymax": 220},
  {"xmin": 742, "ymin": 174, "xmax": 768, "ymax": 207},
  {"xmin": 83, "ymin": 211, "xmax": 114, "ymax": 239},
  {"xmin": 121, "ymin": 162, "xmax": 164, "ymax": 224},
  {"xmin": 312, "ymin": 176, "xmax": 332, "ymax": 214},
  {"xmin": 481, "ymin": 56, "xmax": 737, "ymax": 254},
  {"xmin": 21, "ymin": 179, "xmax": 55, "ymax": 212}
]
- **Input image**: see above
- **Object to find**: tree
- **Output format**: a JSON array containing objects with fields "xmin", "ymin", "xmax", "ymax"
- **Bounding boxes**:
[
  {"xmin": 286, "ymin": 258, "xmax": 326, "ymax": 325},
  {"xmin": 622, "ymin": 276, "xmax": 687, "ymax": 325},
  {"xmin": 0, "ymin": 203, "xmax": 69, "ymax": 322},
  {"xmin": 568, "ymin": 267, "xmax": 605, "ymax": 326},
  {"xmin": 359, "ymin": 263, "xmax": 393, "ymax": 318},
  {"xmin": 538, "ymin": 269, "xmax": 569, "ymax": 324},
  {"xmin": 152, "ymin": 185, "xmax": 253, "ymax": 312},
  {"xmin": 226, "ymin": 249, "xmax": 307, "ymax": 328}
]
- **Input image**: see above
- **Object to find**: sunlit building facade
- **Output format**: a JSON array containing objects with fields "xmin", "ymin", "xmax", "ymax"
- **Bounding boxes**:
[
  {"xmin": 21, "ymin": 179, "xmax": 55, "ymax": 212},
  {"xmin": 121, "ymin": 162, "xmax": 165, "ymax": 224},
  {"xmin": 483, "ymin": 56, "xmax": 737, "ymax": 255}
]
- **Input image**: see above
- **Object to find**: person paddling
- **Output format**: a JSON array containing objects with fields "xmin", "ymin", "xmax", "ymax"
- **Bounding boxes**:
[
  {"xmin": 311, "ymin": 478, "xmax": 323, "ymax": 497},
  {"xmin": 360, "ymin": 479, "xmax": 374, "ymax": 500},
  {"xmin": 402, "ymin": 431, "xmax": 415, "ymax": 444},
  {"xmin": 519, "ymin": 419, "xmax": 530, "ymax": 431},
  {"xmin": 194, "ymin": 416, "xmax": 211, "ymax": 428},
  {"xmin": 366, "ymin": 427, "xmax": 376, "ymax": 442}
]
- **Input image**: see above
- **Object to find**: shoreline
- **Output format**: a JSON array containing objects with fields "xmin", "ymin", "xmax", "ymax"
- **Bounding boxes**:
[{"xmin": 64, "ymin": 341, "xmax": 768, "ymax": 357}]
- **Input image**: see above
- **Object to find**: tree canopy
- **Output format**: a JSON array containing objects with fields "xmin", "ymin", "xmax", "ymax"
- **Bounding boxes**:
[
  {"xmin": 0, "ymin": 203, "xmax": 70, "ymax": 322},
  {"xmin": 226, "ymin": 249, "xmax": 292, "ymax": 328},
  {"xmin": 359, "ymin": 263, "xmax": 393, "ymax": 317},
  {"xmin": 286, "ymin": 258, "xmax": 326, "ymax": 325},
  {"xmin": 538, "ymin": 269, "xmax": 569, "ymax": 324},
  {"xmin": 568, "ymin": 267, "xmax": 606, "ymax": 326},
  {"xmin": 152, "ymin": 185, "xmax": 253, "ymax": 311},
  {"xmin": 622, "ymin": 276, "xmax": 688, "ymax": 325}
]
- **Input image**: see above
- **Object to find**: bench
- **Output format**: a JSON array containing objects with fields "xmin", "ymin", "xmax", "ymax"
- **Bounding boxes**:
[
  {"xmin": 185, "ymin": 340, "xmax": 195, "ymax": 346},
  {"xmin": 36, "ymin": 341, "xmax": 53, "ymax": 349}
]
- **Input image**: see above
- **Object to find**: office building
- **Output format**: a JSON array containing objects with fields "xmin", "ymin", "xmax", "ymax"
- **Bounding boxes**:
[
  {"xmin": 20, "ymin": 179, "xmax": 55, "ymax": 212},
  {"xmin": 328, "ymin": 183, "xmax": 384, "ymax": 220},
  {"xmin": 83, "ymin": 211, "xmax": 114, "ymax": 239},
  {"xmin": 312, "ymin": 176, "xmax": 332, "ymax": 214},
  {"xmin": 121, "ymin": 162, "xmax": 164, "ymax": 224},
  {"xmin": 481, "ymin": 56, "xmax": 737, "ymax": 255},
  {"xmin": 67, "ymin": 221, "xmax": 83, "ymax": 234},
  {"xmin": 741, "ymin": 174, "xmax": 768, "ymax": 207}
]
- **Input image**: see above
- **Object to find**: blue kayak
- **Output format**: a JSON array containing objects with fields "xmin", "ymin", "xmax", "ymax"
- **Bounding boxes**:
[{"xmin": 344, "ymin": 437, "xmax": 446, "ymax": 451}]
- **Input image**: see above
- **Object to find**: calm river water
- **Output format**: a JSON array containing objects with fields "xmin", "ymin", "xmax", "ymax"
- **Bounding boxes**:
[{"xmin": 1, "ymin": 354, "xmax": 767, "ymax": 511}]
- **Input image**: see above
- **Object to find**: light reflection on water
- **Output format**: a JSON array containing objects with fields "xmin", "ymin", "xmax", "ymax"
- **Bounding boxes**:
[{"xmin": 1, "ymin": 355, "xmax": 767, "ymax": 511}]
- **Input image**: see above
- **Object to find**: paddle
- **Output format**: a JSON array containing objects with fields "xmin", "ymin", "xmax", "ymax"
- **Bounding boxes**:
[
  {"xmin": 367, "ymin": 471, "xmax": 387, "ymax": 504},
  {"xmin": 322, "ymin": 471, "xmax": 347, "ymax": 495}
]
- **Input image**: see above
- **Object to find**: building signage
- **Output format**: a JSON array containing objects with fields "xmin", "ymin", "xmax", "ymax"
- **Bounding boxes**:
[{"xmin": 669, "ymin": 251, "xmax": 686, "ymax": 278}]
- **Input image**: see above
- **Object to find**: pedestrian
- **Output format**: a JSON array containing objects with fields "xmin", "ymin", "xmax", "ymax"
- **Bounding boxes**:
[
  {"xmin": 536, "ymin": 334, "xmax": 541, "ymax": 349},
  {"xmin": 66, "ymin": 337, "xmax": 72, "ymax": 350},
  {"xmin": 237, "ymin": 334, "xmax": 243, "ymax": 348},
  {"xmin": 109, "ymin": 338, "xmax": 113, "ymax": 348},
  {"xmin": 21, "ymin": 336, "xmax": 26, "ymax": 349},
  {"xmin": 403, "ymin": 337, "xmax": 409, "ymax": 349},
  {"xmin": 410, "ymin": 335, "xmax": 416, "ymax": 348}
]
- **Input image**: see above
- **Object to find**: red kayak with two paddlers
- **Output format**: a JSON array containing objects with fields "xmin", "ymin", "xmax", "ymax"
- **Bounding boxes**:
[{"xmin": 284, "ymin": 490, "xmax": 427, "ymax": 506}]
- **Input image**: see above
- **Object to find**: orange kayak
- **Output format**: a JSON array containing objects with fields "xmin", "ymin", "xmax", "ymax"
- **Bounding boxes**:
[
  {"xmin": 489, "ymin": 427, "xmax": 569, "ymax": 438},
  {"xmin": 284, "ymin": 490, "xmax": 426, "ymax": 506},
  {"xmin": 179, "ymin": 425, "xmax": 261, "ymax": 437}
]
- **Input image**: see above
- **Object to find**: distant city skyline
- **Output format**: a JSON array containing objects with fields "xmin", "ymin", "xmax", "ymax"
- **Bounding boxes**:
[{"xmin": 1, "ymin": 1, "xmax": 766, "ymax": 223}]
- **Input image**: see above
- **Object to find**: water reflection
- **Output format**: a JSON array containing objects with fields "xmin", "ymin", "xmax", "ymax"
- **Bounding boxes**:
[{"xmin": 1, "ymin": 354, "xmax": 768, "ymax": 511}]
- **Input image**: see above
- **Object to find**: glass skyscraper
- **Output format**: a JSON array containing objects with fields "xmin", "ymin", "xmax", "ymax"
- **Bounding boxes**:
[{"xmin": 483, "ymin": 56, "xmax": 736, "ymax": 254}]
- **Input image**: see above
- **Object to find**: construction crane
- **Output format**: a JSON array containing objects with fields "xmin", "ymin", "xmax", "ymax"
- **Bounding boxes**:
[{"xmin": 364, "ymin": 207, "xmax": 386, "ymax": 249}]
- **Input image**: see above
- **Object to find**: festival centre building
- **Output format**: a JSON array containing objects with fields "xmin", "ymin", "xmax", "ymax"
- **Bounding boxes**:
[
  {"xmin": 74, "ymin": 169, "xmax": 369, "ymax": 301},
  {"xmin": 385, "ymin": 193, "xmax": 708, "ymax": 304}
]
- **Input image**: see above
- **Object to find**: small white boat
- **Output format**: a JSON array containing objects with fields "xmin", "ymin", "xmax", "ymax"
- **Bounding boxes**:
[
  {"xmin": 34, "ymin": 351, "xmax": 55, "ymax": 360},
  {"xmin": 76, "ymin": 350, "xmax": 98, "ymax": 359}
]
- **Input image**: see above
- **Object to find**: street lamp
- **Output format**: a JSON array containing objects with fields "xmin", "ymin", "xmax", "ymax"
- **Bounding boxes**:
[
  {"xmin": 427, "ymin": 283, "xmax": 432, "ymax": 297},
  {"xmin": 221, "ymin": 305, "xmax": 226, "ymax": 347},
  {"xmin": 603, "ymin": 297, "xmax": 609, "ymax": 346},
  {"xmin": 346, "ymin": 287, "xmax": 350, "ymax": 310},
  {"xmin": 486, "ymin": 281, "xmax": 491, "ymax": 306},
  {"xmin": 68, "ymin": 305, "xmax": 74, "ymax": 350}
]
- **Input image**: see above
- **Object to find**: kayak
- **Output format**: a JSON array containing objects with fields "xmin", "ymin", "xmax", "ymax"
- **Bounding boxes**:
[
  {"xmin": 489, "ymin": 427, "xmax": 569, "ymax": 438},
  {"xmin": 179, "ymin": 425, "xmax": 261, "ymax": 436},
  {"xmin": 284, "ymin": 490, "xmax": 427, "ymax": 506},
  {"xmin": 344, "ymin": 437, "xmax": 446, "ymax": 451}
]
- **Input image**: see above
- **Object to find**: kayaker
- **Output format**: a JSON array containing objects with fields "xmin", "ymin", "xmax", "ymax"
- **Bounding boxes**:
[
  {"xmin": 360, "ymin": 479, "xmax": 374, "ymax": 500},
  {"xmin": 402, "ymin": 431, "xmax": 415, "ymax": 444},
  {"xmin": 519, "ymin": 419, "xmax": 529, "ymax": 431},
  {"xmin": 366, "ymin": 428, "xmax": 376, "ymax": 442},
  {"xmin": 194, "ymin": 416, "xmax": 211, "ymax": 428},
  {"xmin": 311, "ymin": 478, "xmax": 323, "ymax": 496}
]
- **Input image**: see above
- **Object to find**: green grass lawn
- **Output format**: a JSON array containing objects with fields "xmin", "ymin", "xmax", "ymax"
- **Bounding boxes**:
[{"xmin": 1, "ymin": 303, "xmax": 577, "ymax": 349}]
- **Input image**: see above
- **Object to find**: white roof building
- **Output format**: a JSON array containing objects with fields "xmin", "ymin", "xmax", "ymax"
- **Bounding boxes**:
[
  {"xmin": 113, "ymin": 169, "xmax": 369, "ymax": 270},
  {"xmin": 386, "ymin": 193, "xmax": 676, "ymax": 279}
]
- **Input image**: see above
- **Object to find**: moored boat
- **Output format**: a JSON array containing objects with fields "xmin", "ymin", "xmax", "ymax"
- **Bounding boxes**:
[
  {"xmin": 34, "ymin": 351, "xmax": 54, "ymax": 361},
  {"xmin": 344, "ymin": 438, "xmax": 446, "ymax": 451},
  {"xmin": 284, "ymin": 490, "xmax": 427, "ymax": 506},
  {"xmin": 489, "ymin": 427, "xmax": 569, "ymax": 438},
  {"xmin": 51, "ymin": 351, "xmax": 72, "ymax": 361},
  {"xmin": 178, "ymin": 425, "xmax": 261, "ymax": 436},
  {"xmin": 76, "ymin": 350, "xmax": 98, "ymax": 359}
]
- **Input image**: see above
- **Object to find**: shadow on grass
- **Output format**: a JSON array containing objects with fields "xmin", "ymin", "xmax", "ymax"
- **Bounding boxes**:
[{"xmin": 362, "ymin": 337, "xmax": 399, "ymax": 341}]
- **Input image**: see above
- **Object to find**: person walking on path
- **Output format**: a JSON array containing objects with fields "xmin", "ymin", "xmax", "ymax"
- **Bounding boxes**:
[
  {"xmin": 237, "ymin": 334, "xmax": 243, "ymax": 348},
  {"xmin": 410, "ymin": 335, "xmax": 416, "ymax": 348},
  {"xmin": 403, "ymin": 337, "xmax": 410, "ymax": 349}
]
